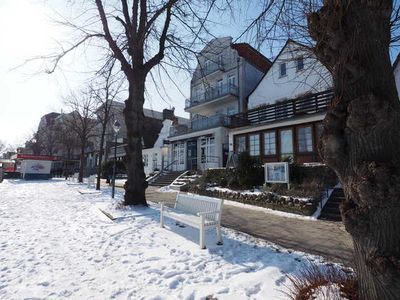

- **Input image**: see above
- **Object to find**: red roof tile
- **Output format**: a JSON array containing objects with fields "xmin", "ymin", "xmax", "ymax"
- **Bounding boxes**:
[{"xmin": 231, "ymin": 43, "xmax": 272, "ymax": 72}]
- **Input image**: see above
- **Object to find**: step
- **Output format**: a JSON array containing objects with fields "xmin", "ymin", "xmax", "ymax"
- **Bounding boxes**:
[
  {"xmin": 322, "ymin": 207, "xmax": 341, "ymax": 215},
  {"xmin": 319, "ymin": 213, "xmax": 342, "ymax": 222},
  {"xmin": 324, "ymin": 204, "xmax": 340, "ymax": 210}
]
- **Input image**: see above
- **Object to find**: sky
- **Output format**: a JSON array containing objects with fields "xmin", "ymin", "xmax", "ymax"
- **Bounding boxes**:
[
  {"xmin": 2, "ymin": 1, "xmax": 396, "ymax": 149},
  {"xmin": 0, "ymin": 0, "xmax": 268, "ymax": 148}
]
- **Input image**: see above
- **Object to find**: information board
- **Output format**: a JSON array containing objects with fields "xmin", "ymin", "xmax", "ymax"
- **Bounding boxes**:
[{"xmin": 264, "ymin": 162, "xmax": 289, "ymax": 184}]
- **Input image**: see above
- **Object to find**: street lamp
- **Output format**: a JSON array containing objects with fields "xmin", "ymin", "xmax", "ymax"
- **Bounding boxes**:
[{"xmin": 111, "ymin": 120, "xmax": 121, "ymax": 199}]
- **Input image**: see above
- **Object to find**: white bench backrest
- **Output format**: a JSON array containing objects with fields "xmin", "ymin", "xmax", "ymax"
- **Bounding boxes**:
[{"xmin": 175, "ymin": 193, "xmax": 223, "ymax": 222}]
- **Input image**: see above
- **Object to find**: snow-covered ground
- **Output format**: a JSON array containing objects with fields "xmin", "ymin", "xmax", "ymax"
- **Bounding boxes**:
[{"xmin": 0, "ymin": 179, "xmax": 338, "ymax": 299}]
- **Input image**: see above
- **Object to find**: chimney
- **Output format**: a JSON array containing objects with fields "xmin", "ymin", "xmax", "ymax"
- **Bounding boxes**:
[{"xmin": 162, "ymin": 107, "xmax": 176, "ymax": 121}]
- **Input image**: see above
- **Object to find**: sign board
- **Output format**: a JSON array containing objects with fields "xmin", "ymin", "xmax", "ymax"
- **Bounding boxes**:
[
  {"xmin": 21, "ymin": 160, "xmax": 52, "ymax": 177},
  {"xmin": 264, "ymin": 162, "xmax": 289, "ymax": 184}
]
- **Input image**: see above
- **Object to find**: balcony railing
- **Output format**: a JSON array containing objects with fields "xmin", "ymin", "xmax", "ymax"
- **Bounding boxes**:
[
  {"xmin": 185, "ymin": 83, "xmax": 238, "ymax": 109},
  {"xmin": 228, "ymin": 90, "xmax": 333, "ymax": 128},
  {"xmin": 169, "ymin": 114, "xmax": 230, "ymax": 137}
]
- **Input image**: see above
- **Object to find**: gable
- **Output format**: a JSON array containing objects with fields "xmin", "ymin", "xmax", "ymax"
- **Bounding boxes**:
[{"xmin": 248, "ymin": 40, "xmax": 332, "ymax": 109}]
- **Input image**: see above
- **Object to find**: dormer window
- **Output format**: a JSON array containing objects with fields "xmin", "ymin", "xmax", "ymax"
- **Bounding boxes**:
[
  {"xmin": 279, "ymin": 63, "xmax": 287, "ymax": 77},
  {"xmin": 296, "ymin": 56, "xmax": 304, "ymax": 71}
]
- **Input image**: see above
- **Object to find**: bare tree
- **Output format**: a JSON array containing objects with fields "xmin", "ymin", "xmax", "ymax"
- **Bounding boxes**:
[
  {"xmin": 54, "ymin": 121, "xmax": 80, "ymax": 179},
  {"xmin": 308, "ymin": 1, "xmax": 400, "ymax": 298},
  {"xmin": 92, "ymin": 61, "xmax": 125, "ymax": 190},
  {"xmin": 0, "ymin": 140, "xmax": 5, "ymax": 156},
  {"xmin": 242, "ymin": 0, "xmax": 400, "ymax": 298},
  {"xmin": 36, "ymin": 125, "xmax": 59, "ymax": 156},
  {"xmin": 37, "ymin": 0, "xmax": 230, "ymax": 206},
  {"xmin": 62, "ymin": 91, "xmax": 98, "ymax": 183}
]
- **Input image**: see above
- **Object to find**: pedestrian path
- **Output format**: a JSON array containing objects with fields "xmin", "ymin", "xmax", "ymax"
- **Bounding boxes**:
[{"xmin": 146, "ymin": 186, "xmax": 353, "ymax": 266}]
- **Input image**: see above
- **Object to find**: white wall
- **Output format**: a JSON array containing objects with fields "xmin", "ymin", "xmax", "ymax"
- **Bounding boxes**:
[
  {"xmin": 143, "ymin": 148, "xmax": 163, "ymax": 175},
  {"xmin": 248, "ymin": 41, "xmax": 332, "ymax": 109},
  {"xmin": 142, "ymin": 119, "xmax": 174, "ymax": 175}
]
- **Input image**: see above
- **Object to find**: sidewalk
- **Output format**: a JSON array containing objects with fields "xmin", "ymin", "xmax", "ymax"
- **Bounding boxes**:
[{"xmin": 145, "ymin": 186, "xmax": 353, "ymax": 266}]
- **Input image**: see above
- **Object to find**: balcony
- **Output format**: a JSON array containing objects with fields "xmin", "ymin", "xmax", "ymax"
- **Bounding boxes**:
[
  {"xmin": 169, "ymin": 114, "xmax": 230, "ymax": 137},
  {"xmin": 192, "ymin": 62, "xmax": 225, "ymax": 81},
  {"xmin": 228, "ymin": 90, "xmax": 333, "ymax": 128},
  {"xmin": 185, "ymin": 83, "xmax": 238, "ymax": 110}
]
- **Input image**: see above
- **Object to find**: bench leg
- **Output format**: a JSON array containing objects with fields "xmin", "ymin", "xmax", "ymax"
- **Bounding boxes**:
[
  {"xmin": 216, "ymin": 224, "xmax": 223, "ymax": 245},
  {"xmin": 199, "ymin": 215, "xmax": 205, "ymax": 249},
  {"xmin": 160, "ymin": 203, "xmax": 164, "ymax": 228}
]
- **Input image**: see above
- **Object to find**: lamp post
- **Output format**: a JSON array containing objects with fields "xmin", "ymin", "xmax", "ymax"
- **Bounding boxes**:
[{"xmin": 111, "ymin": 120, "xmax": 121, "ymax": 199}]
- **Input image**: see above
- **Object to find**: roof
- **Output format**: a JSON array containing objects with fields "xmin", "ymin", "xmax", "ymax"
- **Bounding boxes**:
[
  {"xmin": 231, "ymin": 43, "xmax": 272, "ymax": 72},
  {"xmin": 110, "ymin": 101, "xmax": 188, "ymax": 124}
]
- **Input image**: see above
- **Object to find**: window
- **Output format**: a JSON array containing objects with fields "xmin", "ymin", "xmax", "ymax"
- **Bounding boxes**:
[
  {"xmin": 228, "ymin": 75, "xmax": 236, "ymax": 87},
  {"xmin": 200, "ymin": 137, "xmax": 215, "ymax": 163},
  {"xmin": 227, "ymin": 106, "xmax": 237, "ymax": 116},
  {"xmin": 217, "ymin": 79, "xmax": 223, "ymax": 96},
  {"xmin": 143, "ymin": 154, "xmax": 148, "ymax": 167},
  {"xmin": 280, "ymin": 129, "xmax": 293, "ymax": 161},
  {"xmin": 235, "ymin": 135, "xmax": 246, "ymax": 154},
  {"xmin": 264, "ymin": 131, "xmax": 276, "ymax": 155},
  {"xmin": 296, "ymin": 56, "xmax": 304, "ymax": 71},
  {"xmin": 152, "ymin": 153, "xmax": 158, "ymax": 170},
  {"xmin": 218, "ymin": 54, "xmax": 224, "ymax": 66},
  {"xmin": 297, "ymin": 126, "xmax": 313, "ymax": 152},
  {"xmin": 204, "ymin": 59, "xmax": 211, "ymax": 71},
  {"xmin": 279, "ymin": 63, "xmax": 287, "ymax": 77},
  {"xmin": 249, "ymin": 134, "xmax": 260, "ymax": 156},
  {"xmin": 173, "ymin": 143, "xmax": 185, "ymax": 164}
]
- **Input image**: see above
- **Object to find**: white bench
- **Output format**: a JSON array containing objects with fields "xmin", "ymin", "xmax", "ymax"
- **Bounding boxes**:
[{"xmin": 160, "ymin": 193, "xmax": 224, "ymax": 249}]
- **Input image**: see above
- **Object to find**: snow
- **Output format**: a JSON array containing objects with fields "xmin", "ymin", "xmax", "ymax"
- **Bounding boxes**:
[
  {"xmin": 312, "ymin": 283, "xmax": 349, "ymax": 300},
  {"xmin": 206, "ymin": 186, "xmax": 312, "ymax": 202},
  {"xmin": 222, "ymin": 199, "xmax": 319, "ymax": 221},
  {"xmin": 0, "ymin": 179, "xmax": 338, "ymax": 299},
  {"xmin": 157, "ymin": 186, "xmax": 178, "ymax": 193}
]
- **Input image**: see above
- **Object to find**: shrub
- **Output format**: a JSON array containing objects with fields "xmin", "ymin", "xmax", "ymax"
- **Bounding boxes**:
[
  {"xmin": 101, "ymin": 160, "xmax": 126, "ymax": 179},
  {"xmin": 236, "ymin": 152, "xmax": 264, "ymax": 188},
  {"xmin": 290, "ymin": 164, "xmax": 337, "ymax": 188},
  {"xmin": 284, "ymin": 263, "xmax": 358, "ymax": 300}
]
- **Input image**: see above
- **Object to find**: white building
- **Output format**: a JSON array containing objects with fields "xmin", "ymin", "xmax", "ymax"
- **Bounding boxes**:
[
  {"xmin": 106, "ymin": 106, "xmax": 188, "ymax": 176},
  {"xmin": 169, "ymin": 37, "xmax": 271, "ymax": 171},
  {"xmin": 142, "ymin": 119, "xmax": 173, "ymax": 175},
  {"xmin": 228, "ymin": 39, "xmax": 333, "ymax": 165},
  {"xmin": 248, "ymin": 40, "xmax": 331, "ymax": 109}
]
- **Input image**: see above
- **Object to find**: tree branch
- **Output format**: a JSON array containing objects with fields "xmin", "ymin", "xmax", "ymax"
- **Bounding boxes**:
[
  {"xmin": 95, "ymin": 0, "xmax": 132, "ymax": 74},
  {"xmin": 144, "ymin": 4, "xmax": 173, "ymax": 73}
]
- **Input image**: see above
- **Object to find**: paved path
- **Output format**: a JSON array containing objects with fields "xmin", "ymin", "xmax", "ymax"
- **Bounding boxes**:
[{"xmin": 145, "ymin": 186, "xmax": 353, "ymax": 266}]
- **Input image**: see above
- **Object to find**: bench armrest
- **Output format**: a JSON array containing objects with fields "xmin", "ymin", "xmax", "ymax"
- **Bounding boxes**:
[{"xmin": 196, "ymin": 210, "xmax": 221, "ymax": 216}]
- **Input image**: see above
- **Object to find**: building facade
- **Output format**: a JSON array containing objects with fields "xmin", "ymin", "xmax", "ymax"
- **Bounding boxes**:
[
  {"xmin": 228, "ymin": 40, "xmax": 333, "ymax": 165},
  {"xmin": 106, "ymin": 105, "xmax": 188, "ymax": 175},
  {"xmin": 169, "ymin": 36, "xmax": 271, "ymax": 171}
]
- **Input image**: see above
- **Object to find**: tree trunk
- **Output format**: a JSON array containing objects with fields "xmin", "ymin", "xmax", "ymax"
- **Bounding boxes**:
[
  {"xmin": 308, "ymin": 1, "xmax": 400, "ymax": 298},
  {"xmin": 79, "ymin": 143, "xmax": 85, "ymax": 183},
  {"xmin": 123, "ymin": 73, "xmax": 148, "ymax": 206},
  {"xmin": 64, "ymin": 148, "xmax": 71, "ymax": 180},
  {"xmin": 96, "ymin": 125, "xmax": 107, "ymax": 190}
]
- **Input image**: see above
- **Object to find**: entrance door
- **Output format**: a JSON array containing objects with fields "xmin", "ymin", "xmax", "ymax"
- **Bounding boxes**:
[{"xmin": 187, "ymin": 140, "xmax": 198, "ymax": 170}]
